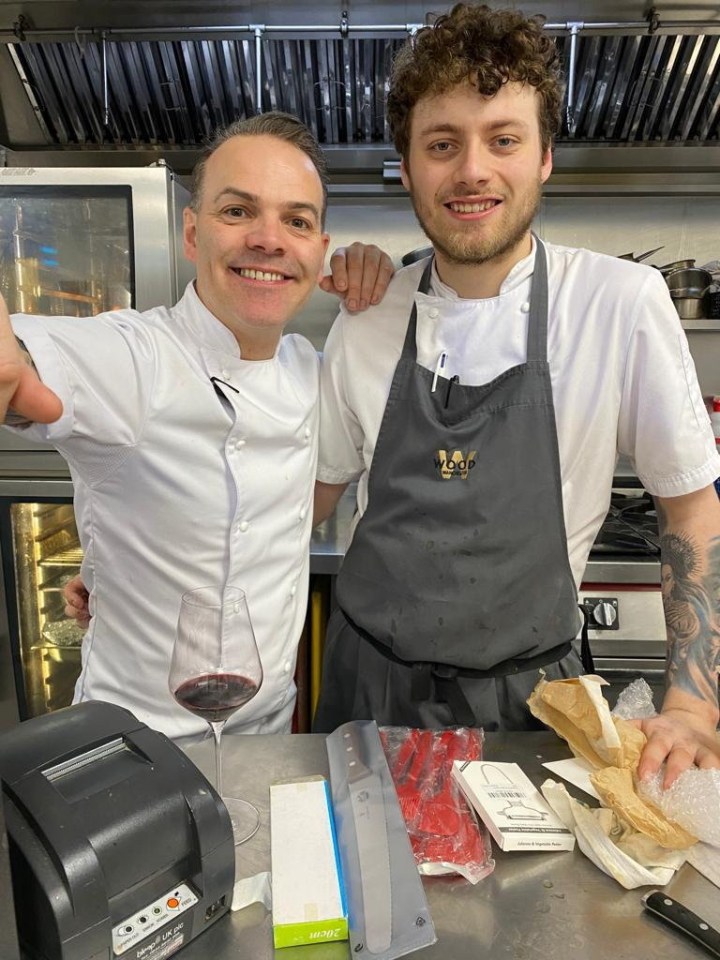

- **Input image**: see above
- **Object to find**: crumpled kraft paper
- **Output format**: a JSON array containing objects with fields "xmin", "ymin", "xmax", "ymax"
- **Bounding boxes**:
[
  {"xmin": 541, "ymin": 780, "xmax": 686, "ymax": 889},
  {"xmin": 527, "ymin": 674, "xmax": 697, "ymax": 881}
]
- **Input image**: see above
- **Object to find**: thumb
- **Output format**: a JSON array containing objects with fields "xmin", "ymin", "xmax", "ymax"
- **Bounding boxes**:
[
  {"xmin": 318, "ymin": 274, "xmax": 338, "ymax": 296},
  {"xmin": 11, "ymin": 364, "xmax": 64, "ymax": 424}
]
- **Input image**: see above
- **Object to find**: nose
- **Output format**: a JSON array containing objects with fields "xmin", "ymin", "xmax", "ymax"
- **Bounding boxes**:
[
  {"xmin": 244, "ymin": 216, "xmax": 286, "ymax": 256},
  {"xmin": 454, "ymin": 141, "xmax": 492, "ymax": 187}
]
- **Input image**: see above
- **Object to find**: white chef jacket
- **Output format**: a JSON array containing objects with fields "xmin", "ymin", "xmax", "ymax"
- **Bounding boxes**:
[
  {"xmin": 11, "ymin": 282, "xmax": 319, "ymax": 739},
  {"xmin": 318, "ymin": 240, "xmax": 720, "ymax": 590}
]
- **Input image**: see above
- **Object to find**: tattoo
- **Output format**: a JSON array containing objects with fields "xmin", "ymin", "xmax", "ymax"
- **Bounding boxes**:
[
  {"xmin": 656, "ymin": 500, "xmax": 720, "ymax": 707},
  {"xmin": 3, "ymin": 337, "xmax": 35, "ymax": 427}
]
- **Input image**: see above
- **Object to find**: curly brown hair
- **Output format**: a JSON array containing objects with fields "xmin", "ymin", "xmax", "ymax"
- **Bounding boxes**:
[{"xmin": 387, "ymin": 3, "xmax": 563, "ymax": 158}]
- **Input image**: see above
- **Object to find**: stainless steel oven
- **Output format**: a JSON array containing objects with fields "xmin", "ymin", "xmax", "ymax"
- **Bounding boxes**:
[
  {"xmin": 580, "ymin": 484, "xmax": 665, "ymax": 709},
  {"xmin": 0, "ymin": 165, "xmax": 194, "ymax": 462}
]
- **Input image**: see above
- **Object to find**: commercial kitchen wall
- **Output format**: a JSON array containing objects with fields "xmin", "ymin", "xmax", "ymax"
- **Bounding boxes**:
[{"xmin": 287, "ymin": 193, "xmax": 720, "ymax": 398}]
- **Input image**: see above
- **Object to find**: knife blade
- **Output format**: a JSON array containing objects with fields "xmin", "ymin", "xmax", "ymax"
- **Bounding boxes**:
[
  {"xmin": 343, "ymin": 726, "xmax": 392, "ymax": 954},
  {"xmin": 642, "ymin": 891, "xmax": 720, "ymax": 958}
]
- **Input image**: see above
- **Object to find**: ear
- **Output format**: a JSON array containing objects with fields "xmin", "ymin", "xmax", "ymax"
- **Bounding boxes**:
[
  {"xmin": 316, "ymin": 232, "xmax": 331, "ymax": 282},
  {"xmin": 540, "ymin": 147, "xmax": 553, "ymax": 185},
  {"xmin": 400, "ymin": 158, "xmax": 411, "ymax": 192},
  {"xmin": 183, "ymin": 207, "xmax": 198, "ymax": 263}
]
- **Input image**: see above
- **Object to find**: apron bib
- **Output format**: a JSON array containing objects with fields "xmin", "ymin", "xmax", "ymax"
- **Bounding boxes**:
[{"xmin": 314, "ymin": 240, "xmax": 585, "ymax": 731}]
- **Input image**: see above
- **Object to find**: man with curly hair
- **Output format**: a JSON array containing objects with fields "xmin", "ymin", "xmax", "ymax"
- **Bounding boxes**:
[{"xmin": 314, "ymin": 3, "xmax": 720, "ymax": 784}]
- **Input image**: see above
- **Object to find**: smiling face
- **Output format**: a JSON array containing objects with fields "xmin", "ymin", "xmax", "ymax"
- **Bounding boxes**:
[
  {"xmin": 183, "ymin": 134, "xmax": 329, "ymax": 358},
  {"xmin": 400, "ymin": 81, "xmax": 552, "ymax": 296}
]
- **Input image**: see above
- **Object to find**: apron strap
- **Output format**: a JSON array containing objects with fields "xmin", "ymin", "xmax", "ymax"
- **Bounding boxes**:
[{"xmin": 526, "ymin": 236, "xmax": 548, "ymax": 363}]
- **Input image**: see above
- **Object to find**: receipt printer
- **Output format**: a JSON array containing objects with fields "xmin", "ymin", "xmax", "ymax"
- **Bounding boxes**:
[{"xmin": 0, "ymin": 701, "xmax": 235, "ymax": 960}]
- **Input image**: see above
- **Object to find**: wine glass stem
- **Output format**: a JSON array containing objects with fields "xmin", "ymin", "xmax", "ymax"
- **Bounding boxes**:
[{"xmin": 211, "ymin": 720, "xmax": 227, "ymax": 797}]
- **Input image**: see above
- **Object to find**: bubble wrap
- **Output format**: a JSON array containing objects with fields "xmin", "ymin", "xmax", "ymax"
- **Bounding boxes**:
[
  {"xmin": 612, "ymin": 678, "xmax": 720, "ymax": 847},
  {"xmin": 639, "ymin": 768, "xmax": 720, "ymax": 846},
  {"xmin": 610, "ymin": 678, "xmax": 657, "ymax": 720}
]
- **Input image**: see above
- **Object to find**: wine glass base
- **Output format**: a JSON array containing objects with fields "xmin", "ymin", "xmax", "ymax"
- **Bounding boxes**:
[{"xmin": 223, "ymin": 796, "xmax": 260, "ymax": 845}]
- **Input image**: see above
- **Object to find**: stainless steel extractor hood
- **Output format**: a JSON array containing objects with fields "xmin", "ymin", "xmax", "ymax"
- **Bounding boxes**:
[{"xmin": 0, "ymin": 1, "xmax": 718, "ymax": 172}]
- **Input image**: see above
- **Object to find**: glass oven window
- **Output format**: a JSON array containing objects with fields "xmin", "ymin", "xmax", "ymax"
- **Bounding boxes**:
[
  {"xmin": 0, "ymin": 185, "xmax": 134, "ymax": 317},
  {"xmin": 10, "ymin": 502, "xmax": 83, "ymax": 718}
]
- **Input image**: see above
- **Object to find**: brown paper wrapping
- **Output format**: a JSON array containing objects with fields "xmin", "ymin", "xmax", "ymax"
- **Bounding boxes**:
[{"xmin": 527, "ymin": 675, "xmax": 697, "ymax": 850}]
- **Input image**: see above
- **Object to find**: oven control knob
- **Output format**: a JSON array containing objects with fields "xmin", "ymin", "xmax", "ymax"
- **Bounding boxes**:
[{"xmin": 592, "ymin": 601, "xmax": 617, "ymax": 627}]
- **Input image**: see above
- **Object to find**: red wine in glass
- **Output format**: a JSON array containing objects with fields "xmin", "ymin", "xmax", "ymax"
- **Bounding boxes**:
[
  {"xmin": 169, "ymin": 585, "xmax": 263, "ymax": 845},
  {"xmin": 173, "ymin": 673, "xmax": 259, "ymax": 723}
]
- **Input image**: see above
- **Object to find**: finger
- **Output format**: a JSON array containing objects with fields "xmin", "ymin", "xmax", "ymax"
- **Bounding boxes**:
[
  {"xmin": 12, "ymin": 364, "xmax": 64, "ymax": 424},
  {"xmin": 696, "ymin": 746, "xmax": 720, "ymax": 770},
  {"xmin": 636, "ymin": 732, "xmax": 672, "ymax": 782},
  {"xmin": 369, "ymin": 252, "xmax": 396, "ymax": 305},
  {"xmin": 328, "ymin": 246, "xmax": 349, "ymax": 294},
  {"xmin": 317, "ymin": 275, "xmax": 336, "ymax": 295},
  {"xmin": 341, "ymin": 242, "xmax": 370, "ymax": 311},
  {"xmin": 662, "ymin": 743, "xmax": 697, "ymax": 789},
  {"xmin": 355, "ymin": 245, "xmax": 383, "ymax": 308}
]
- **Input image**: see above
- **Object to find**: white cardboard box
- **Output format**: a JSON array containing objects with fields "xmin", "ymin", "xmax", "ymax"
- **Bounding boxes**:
[
  {"xmin": 270, "ymin": 778, "xmax": 348, "ymax": 948},
  {"xmin": 452, "ymin": 760, "xmax": 575, "ymax": 852}
]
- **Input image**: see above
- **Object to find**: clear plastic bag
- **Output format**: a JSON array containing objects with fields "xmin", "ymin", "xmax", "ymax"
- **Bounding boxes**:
[{"xmin": 379, "ymin": 726, "xmax": 495, "ymax": 884}]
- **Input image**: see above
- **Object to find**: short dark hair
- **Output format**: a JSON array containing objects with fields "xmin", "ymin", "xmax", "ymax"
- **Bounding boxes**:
[
  {"xmin": 189, "ymin": 112, "xmax": 329, "ymax": 225},
  {"xmin": 387, "ymin": 3, "xmax": 563, "ymax": 158}
]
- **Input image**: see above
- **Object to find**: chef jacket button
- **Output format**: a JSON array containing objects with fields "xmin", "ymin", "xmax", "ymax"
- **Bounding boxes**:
[
  {"xmin": 283, "ymin": 661, "xmax": 291, "ymax": 673},
  {"xmin": 521, "ymin": 301, "xmax": 530, "ymax": 313},
  {"xmin": 290, "ymin": 584, "xmax": 297, "ymax": 597},
  {"xmin": 239, "ymin": 520, "xmax": 249, "ymax": 533},
  {"xmin": 221, "ymin": 368, "xmax": 230, "ymax": 379},
  {"xmin": 428, "ymin": 308, "xmax": 439, "ymax": 319},
  {"xmin": 304, "ymin": 426, "xmax": 311, "ymax": 438},
  {"xmin": 299, "ymin": 508, "xmax": 306, "ymax": 521},
  {"xmin": 237, "ymin": 438, "xmax": 246, "ymax": 448},
  {"xmin": 228, "ymin": 439, "xmax": 236, "ymax": 452}
]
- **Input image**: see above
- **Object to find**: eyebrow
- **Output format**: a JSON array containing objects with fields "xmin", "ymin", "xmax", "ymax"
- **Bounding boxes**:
[
  {"xmin": 417, "ymin": 119, "xmax": 531, "ymax": 137},
  {"xmin": 212, "ymin": 187, "xmax": 321, "ymax": 222}
]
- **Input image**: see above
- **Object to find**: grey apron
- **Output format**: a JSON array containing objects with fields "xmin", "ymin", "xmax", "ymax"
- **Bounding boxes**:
[{"xmin": 314, "ymin": 240, "xmax": 586, "ymax": 732}]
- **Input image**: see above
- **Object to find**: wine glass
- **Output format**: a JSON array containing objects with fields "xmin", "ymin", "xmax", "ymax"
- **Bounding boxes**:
[{"xmin": 169, "ymin": 585, "xmax": 263, "ymax": 845}]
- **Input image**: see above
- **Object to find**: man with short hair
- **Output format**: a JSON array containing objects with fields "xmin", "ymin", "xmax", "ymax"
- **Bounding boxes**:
[
  {"xmin": 313, "ymin": 3, "xmax": 720, "ymax": 785},
  {"xmin": 0, "ymin": 111, "xmax": 392, "ymax": 740}
]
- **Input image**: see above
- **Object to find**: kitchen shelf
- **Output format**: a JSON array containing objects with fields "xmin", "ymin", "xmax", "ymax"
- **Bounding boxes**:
[{"xmin": 682, "ymin": 319, "xmax": 720, "ymax": 331}]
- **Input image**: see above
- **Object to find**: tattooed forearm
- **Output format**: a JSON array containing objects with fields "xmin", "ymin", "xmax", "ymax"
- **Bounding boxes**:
[
  {"xmin": 656, "ymin": 500, "xmax": 720, "ymax": 706},
  {"xmin": 3, "ymin": 337, "xmax": 35, "ymax": 427}
]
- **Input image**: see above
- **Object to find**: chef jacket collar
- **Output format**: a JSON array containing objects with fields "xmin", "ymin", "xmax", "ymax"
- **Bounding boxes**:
[
  {"xmin": 170, "ymin": 281, "xmax": 283, "ymax": 361},
  {"xmin": 428, "ymin": 234, "xmax": 536, "ymax": 301}
]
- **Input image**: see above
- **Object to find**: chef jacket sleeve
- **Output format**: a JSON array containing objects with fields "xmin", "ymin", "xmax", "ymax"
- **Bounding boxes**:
[
  {"xmin": 616, "ymin": 269, "xmax": 720, "ymax": 498},
  {"xmin": 9, "ymin": 311, "xmax": 156, "ymax": 455},
  {"xmin": 317, "ymin": 309, "xmax": 366, "ymax": 484}
]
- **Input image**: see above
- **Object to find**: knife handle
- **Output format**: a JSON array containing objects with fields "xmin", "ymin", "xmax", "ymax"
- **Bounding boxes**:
[{"xmin": 642, "ymin": 891, "xmax": 720, "ymax": 958}]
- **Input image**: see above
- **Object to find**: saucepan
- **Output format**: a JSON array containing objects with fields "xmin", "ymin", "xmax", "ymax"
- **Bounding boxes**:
[
  {"xmin": 665, "ymin": 267, "xmax": 713, "ymax": 320},
  {"xmin": 665, "ymin": 267, "xmax": 712, "ymax": 297},
  {"xmin": 658, "ymin": 258, "xmax": 695, "ymax": 275}
]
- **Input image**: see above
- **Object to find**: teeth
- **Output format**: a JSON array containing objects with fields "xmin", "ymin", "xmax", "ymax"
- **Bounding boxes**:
[
  {"xmin": 449, "ymin": 200, "xmax": 496, "ymax": 213},
  {"xmin": 237, "ymin": 268, "xmax": 285, "ymax": 282}
]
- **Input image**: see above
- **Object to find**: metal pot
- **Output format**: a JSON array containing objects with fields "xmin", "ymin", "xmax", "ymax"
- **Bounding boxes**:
[
  {"xmin": 659, "ymin": 258, "xmax": 695, "ymax": 275},
  {"xmin": 674, "ymin": 297, "xmax": 705, "ymax": 320},
  {"xmin": 665, "ymin": 267, "xmax": 712, "ymax": 295}
]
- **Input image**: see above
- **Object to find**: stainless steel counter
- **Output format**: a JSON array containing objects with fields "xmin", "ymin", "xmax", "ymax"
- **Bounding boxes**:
[{"xmin": 179, "ymin": 730, "xmax": 716, "ymax": 960}]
